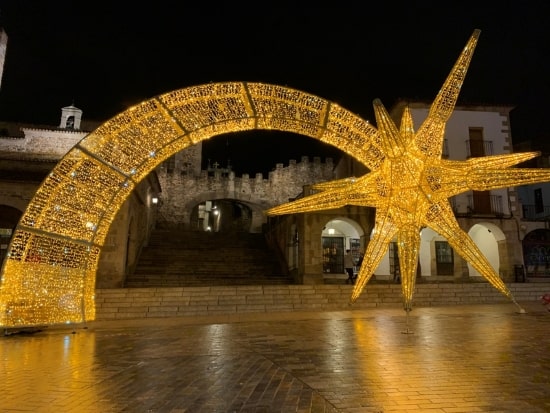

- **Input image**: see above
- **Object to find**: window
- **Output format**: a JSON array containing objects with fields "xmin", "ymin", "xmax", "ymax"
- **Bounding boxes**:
[
  {"xmin": 65, "ymin": 116, "xmax": 75, "ymax": 129},
  {"xmin": 468, "ymin": 127, "xmax": 484, "ymax": 157},
  {"xmin": 535, "ymin": 188, "xmax": 544, "ymax": 214},
  {"xmin": 435, "ymin": 241, "xmax": 454, "ymax": 275}
]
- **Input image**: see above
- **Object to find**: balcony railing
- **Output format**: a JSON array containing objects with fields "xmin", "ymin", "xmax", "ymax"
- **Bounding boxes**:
[
  {"xmin": 522, "ymin": 204, "xmax": 550, "ymax": 221},
  {"xmin": 465, "ymin": 140, "xmax": 493, "ymax": 158},
  {"xmin": 466, "ymin": 194, "xmax": 504, "ymax": 216}
]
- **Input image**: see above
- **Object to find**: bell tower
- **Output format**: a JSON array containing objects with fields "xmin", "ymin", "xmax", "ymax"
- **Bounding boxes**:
[{"xmin": 59, "ymin": 104, "xmax": 83, "ymax": 130}]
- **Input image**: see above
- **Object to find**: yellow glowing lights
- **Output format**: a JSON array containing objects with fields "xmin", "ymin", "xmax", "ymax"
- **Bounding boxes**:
[
  {"xmin": 0, "ymin": 80, "xmax": 384, "ymax": 327},
  {"xmin": 267, "ymin": 29, "xmax": 550, "ymax": 312},
  {"xmin": 1, "ymin": 29, "xmax": 549, "ymax": 327}
]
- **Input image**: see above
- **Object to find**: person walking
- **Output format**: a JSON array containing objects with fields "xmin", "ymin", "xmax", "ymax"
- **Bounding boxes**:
[
  {"xmin": 344, "ymin": 249, "xmax": 355, "ymax": 284},
  {"xmin": 354, "ymin": 252, "xmax": 364, "ymax": 283}
]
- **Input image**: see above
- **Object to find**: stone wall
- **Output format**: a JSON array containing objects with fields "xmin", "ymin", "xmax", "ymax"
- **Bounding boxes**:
[
  {"xmin": 156, "ymin": 156, "xmax": 335, "ymax": 229},
  {"xmin": 0, "ymin": 127, "xmax": 87, "ymax": 157},
  {"xmin": 0, "ymin": 180, "xmax": 38, "ymax": 212},
  {"xmin": 94, "ymin": 282, "xmax": 550, "ymax": 320}
]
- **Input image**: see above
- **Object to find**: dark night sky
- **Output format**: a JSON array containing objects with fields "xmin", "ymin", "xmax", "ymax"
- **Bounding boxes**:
[{"xmin": 0, "ymin": 1, "xmax": 548, "ymax": 175}]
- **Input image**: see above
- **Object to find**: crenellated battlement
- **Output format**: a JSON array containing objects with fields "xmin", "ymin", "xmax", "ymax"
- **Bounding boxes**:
[
  {"xmin": 156, "ymin": 155, "xmax": 336, "ymax": 229},
  {"xmin": 0, "ymin": 118, "xmax": 337, "ymax": 231}
]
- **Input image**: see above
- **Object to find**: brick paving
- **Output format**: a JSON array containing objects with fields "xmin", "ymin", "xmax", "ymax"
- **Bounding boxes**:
[{"xmin": 1, "ymin": 302, "xmax": 550, "ymax": 413}]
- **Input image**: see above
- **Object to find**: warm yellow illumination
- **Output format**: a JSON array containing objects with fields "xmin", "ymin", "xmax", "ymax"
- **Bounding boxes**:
[
  {"xmin": 0, "ymin": 81, "xmax": 380, "ymax": 327},
  {"xmin": 267, "ymin": 29, "xmax": 550, "ymax": 312},
  {"xmin": 2, "ymin": 29, "xmax": 549, "ymax": 327}
]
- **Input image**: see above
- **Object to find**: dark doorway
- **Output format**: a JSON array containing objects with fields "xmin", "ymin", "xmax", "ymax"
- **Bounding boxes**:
[
  {"xmin": 322, "ymin": 237, "xmax": 344, "ymax": 274},
  {"xmin": 192, "ymin": 199, "xmax": 252, "ymax": 232},
  {"xmin": 435, "ymin": 241, "xmax": 454, "ymax": 275}
]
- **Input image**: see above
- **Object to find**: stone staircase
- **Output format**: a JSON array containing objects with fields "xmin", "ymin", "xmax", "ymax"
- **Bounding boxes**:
[{"xmin": 125, "ymin": 229, "xmax": 294, "ymax": 287}]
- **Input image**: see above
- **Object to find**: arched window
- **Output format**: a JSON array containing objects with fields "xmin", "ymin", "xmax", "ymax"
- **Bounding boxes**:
[{"xmin": 65, "ymin": 115, "xmax": 75, "ymax": 129}]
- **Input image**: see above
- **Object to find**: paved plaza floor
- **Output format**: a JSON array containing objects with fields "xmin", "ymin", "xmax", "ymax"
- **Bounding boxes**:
[{"xmin": 1, "ymin": 302, "xmax": 550, "ymax": 413}]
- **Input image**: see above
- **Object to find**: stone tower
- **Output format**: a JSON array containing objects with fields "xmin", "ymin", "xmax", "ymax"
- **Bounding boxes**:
[
  {"xmin": 59, "ymin": 104, "xmax": 83, "ymax": 130},
  {"xmin": 0, "ymin": 28, "xmax": 7, "ymax": 90}
]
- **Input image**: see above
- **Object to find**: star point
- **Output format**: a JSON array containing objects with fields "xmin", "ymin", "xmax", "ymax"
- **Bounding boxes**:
[{"xmin": 267, "ymin": 30, "xmax": 550, "ymax": 311}]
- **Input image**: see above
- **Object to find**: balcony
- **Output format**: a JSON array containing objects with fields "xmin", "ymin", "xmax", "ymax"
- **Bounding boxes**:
[
  {"xmin": 465, "ymin": 139, "xmax": 493, "ymax": 158},
  {"xmin": 522, "ymin": 204, "xmax": 550, "ymax": 221},
  {"xmin": 465, "ymin": 194, "xmax": 504, "ymax": 217}
]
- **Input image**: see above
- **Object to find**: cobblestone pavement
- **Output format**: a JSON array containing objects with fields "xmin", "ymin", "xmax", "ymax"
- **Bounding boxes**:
[{"xmin": 1, "ymin": 302, "xmax": 550, "ymax": 413}]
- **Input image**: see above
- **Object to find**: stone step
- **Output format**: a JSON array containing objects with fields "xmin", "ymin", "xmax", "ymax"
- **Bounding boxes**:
[
  {"xmin": 95, "ymin": 283, "xmax": 550, "ymax": 321},
  {"xmin": 127, "ymin": 229, "xmax": 293, "ymax": 287}
]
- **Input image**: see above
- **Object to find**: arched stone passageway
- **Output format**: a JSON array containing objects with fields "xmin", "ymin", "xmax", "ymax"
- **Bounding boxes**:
[
  {"xmin": 182, "ymin": 192, "xmax": 269, "ymax": 233},
  {"xmin": 0, "ymin": 82, "xmax": 380, "ymax": 327},
  {"xmin": 0, "ymin": 205, "xmax": 24, "ymax": 227},
  {"xmin": 321, "ymin": 218, "xmax": 365, "ymax": 275},
  {"xmin": 467, "ymin": 223, "xmax": 505, "ymax": 278},
  {"xmin": 191, "ymin": 199, "xmax": 254, "ymax": 233}
]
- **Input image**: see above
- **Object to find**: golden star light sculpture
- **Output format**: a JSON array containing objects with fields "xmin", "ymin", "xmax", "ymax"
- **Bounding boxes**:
[{"xmin": 267, "ymin": 29, "xmax": 550, "ymax": 313}]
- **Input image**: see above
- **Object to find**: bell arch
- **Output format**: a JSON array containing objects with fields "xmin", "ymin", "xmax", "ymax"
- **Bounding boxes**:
[{"xmin": 0, "ymin": 82, "xmax": 381, "ymax": 328}]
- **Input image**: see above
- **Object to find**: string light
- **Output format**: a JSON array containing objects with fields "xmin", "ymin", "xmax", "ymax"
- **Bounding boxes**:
[
  {"xmin": 0, "ymin": 80, "xmax": 380, "ymax": 327},
  {"xmin": 268, "ymin": 29, "xmax": 550, "ymax": 313},
  {"xmin": 2, "ymin": 30, "xmax": 549, "ymax": 326}
]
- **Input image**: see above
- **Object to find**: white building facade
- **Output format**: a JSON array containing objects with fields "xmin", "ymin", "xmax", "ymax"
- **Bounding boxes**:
[{"xmin": 361, "ymin": 101, "xmax": 549, "ymax": 283}]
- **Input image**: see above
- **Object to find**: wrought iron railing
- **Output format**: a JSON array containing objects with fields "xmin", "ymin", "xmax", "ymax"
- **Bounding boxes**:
[
  {"xmin": 465, "ymin": 140, "xmax": 493, "ymax": 158},
  {"xmin": 522, "ymin": 204, "xmax": 550, "ymax": 221},
  {"xmin": 466, "ymin": 194, "xmax": 503, "ymax": 216}
]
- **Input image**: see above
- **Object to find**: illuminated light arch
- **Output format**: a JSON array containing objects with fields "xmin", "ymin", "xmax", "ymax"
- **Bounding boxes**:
[
  {"xmin": 5, "ymin": 30, "xmax": 550, "ymax": 328},
  {"xmin": 0, "ymin": 82, "xmax": 380, "ymax": 327}
]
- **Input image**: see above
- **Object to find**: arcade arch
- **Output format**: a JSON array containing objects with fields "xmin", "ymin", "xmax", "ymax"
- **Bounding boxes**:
[
  {"xmin": 523, "ymin": 228, "xmax": 550, "ymax": 279},
  {"xmin": 321, "ymin": 218, "xmax": 365, "ymax": 275},
  {"xmin": 467, "ymin": 223, "xmax": 505, "ymax": 278},
  {"xmin": 0, "ymin": 82, "xmax": 380, "ymax": 327},
  {"xmin": 373, "ymin": 222, "xmax": 508, "ymax": 281},
  {"xmin": 191, "ymin": 199, "xmax": 254, "ymax": 232}
]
